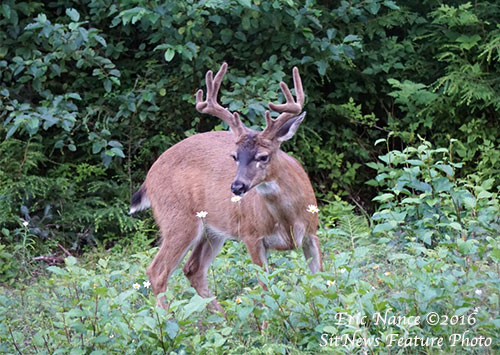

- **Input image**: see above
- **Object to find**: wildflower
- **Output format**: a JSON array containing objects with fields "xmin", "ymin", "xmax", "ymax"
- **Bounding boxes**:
[
  {"xmin": 143, "ymin": 280, "xmax": 151, "ymax": 289},
  {"xmin": 21, "ymin": 219, "xmax": 29, "ymax": 227},
  {"xmin": 384, "ymin": 271, "xmax": 391, "ymax": 276},
  {"xmin": 133, "ymin": 283, "xmax": 140, "ymax": 290},
  {"xmin": 326, "ymin": 280, "xmax": 335, "ymax": 287},
  {"xmin": 235, "ymin": 296, "xmax": 242, "ymax": 304},
  {"xmin": 306, "ymin": 205, "xmax": 319, "ymax": 214},
  {"xmin": 339, "ymin": 268, "xmax": 346, "ymax": 274},
  {"xmin": 231, "ymin": 196, "xmax": 242, "ymax": 203},
  {"xmin": 196, "ymin": 211, "xmax": 208, "ymax": 218},
  {"xmin": 93, "ymin": 283, "xmax": 97, "ymax": 289},
  {"xmin": 373, "ymin": 265, "xmax": 380, "ymax": 270},
  {"xmin": 475, "ymin": 289, "xmax": 482, "ymax": 296},
  {"xmin": 109, "ymin": 334, "xmax": 114, "ymax": 339}
]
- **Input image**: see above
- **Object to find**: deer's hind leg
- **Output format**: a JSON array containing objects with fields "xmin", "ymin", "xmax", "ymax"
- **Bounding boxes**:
[
  {"xmin": 183, "ymin": 227, "xmax": 225, "ymax": 312},
  {"xmin": 147, "ymin": 218, "xmax": 202, "ymax": 309},
  {"xmin": 302, "ymin": 234, "xmax": 323, "ymax": 273}
]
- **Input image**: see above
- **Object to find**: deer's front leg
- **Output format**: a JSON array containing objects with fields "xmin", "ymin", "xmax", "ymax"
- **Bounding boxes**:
[{"xmin": 245, "ymin": 238, "xmax": 269, "ymax": 272}]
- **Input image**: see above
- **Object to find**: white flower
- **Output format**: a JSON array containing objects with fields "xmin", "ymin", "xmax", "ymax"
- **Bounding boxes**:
[
  {"xmin": 21, "ymin": 219, "xmax": 29, "ymax": 227},
  {"xmin": 196, "ymin": 211, "xmax": 208, "ymax": 218},
  {"xmin": 109, "ymin": 334, "xmax": 114, "ymax": 339},
  {"xmin": 339, "ymin": 268, "xmax": 346, "ymax": 274},
  {"xmin": 475, "ymin": 289, "xmax": 483, "ymax": 296},
  {"xmin": 235, "ymin": 296, "xmax": 242, "ymax": 304},
  {"xmin": 306, "ymin": 205, "xmax": 319, "ymax": 214},
  {"xmin": 143, "ymin": 280, "xmax": 151, "ymax": 289},
  {"xmin": 326, "ymin": 280, "xmax": 335, "ymax": 287},
  {"xmin": 231, "ymin": 196, "xmax": 242, "ymax": 203},
  {"xmin": 133, "ymin": 283, "xmax": 140, "ymax": 290}
]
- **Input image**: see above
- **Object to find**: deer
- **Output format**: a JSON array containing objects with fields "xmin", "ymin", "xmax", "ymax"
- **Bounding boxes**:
[{"xmin": 130, "ymin": 62, "xmax": 322, "ymax": 311}]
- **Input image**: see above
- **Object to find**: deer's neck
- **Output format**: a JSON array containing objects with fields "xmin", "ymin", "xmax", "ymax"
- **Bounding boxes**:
[{"xmin": 254, "ymin": 155, "xmax": 303, "ymax": 224}]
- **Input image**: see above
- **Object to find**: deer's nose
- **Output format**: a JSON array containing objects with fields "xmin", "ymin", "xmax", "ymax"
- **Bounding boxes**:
[{"xmin": 231, "ymin": 181, "xmax": 249, "ymax": 196}]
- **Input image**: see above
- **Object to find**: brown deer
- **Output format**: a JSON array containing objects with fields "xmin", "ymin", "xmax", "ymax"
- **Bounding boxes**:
[{"xmin": 130, "ymin": 63, "xmax": 322, "ymax": 311}]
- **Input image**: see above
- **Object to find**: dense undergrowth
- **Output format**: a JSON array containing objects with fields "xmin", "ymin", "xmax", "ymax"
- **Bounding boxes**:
[{"xmin": 1, "ymin": 139, "xmax": 498, "ymax": 353}]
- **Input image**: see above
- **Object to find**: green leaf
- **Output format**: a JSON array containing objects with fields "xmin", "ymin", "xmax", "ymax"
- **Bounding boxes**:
[
  {"xmin": 66, "ymin": 8, "xmax": 80, "ymax": 22},
  {"xmin": 164, "ymin": 49, "xmax": 175, "ymax": 62},
  {"xmin": 463, "ymin": 196, "xmax": 476, "ymax": 209},
  {"xmin": 373, "ymin": 222, "xmax": 395, "ymax": 234},
  {"xmin": 165, "ymin": 320, "xmax": 179, "ymax": 339},
  {"xmin": 107, "ymin": 140, "xmax": 122, "ymax": 148},
  {"xmin": 323, "ymin": 325, "xmax": 336, "ymax": 333},
  {"xmin": 65, "ymin": 256, "xmax": 78, "ymax": 266},
  {"xmin": 343, "ymin": 34, "xmax": 360, "ymax": 43},
  {"xmin": 47, "ymin": 266, "xmax": 68, "ymax": 276},
  {"xmin": 67, "ymin": 93, "xmax": 82, "ymax": 100},
  {"xmin": 110, "ymin": 147, "xmax": 125, "ymax": 158},
  {"xmin": 67, "ymin": 308, "xmax": 85, "ymax": 317},
  {"xmin": 238, "ymin": 0, "xmax": 252, "ymax": 8},
  {"xmin": 448, "ymin": 222, "xmax": 462, "ymax": 231},
  {"xmin": 6, "ymin": 124, "xmax": 19, "ymax": 139},
  {"xmin": 384, "ymin": 1, "xmax": 400, "ymax": 10},
  {"xmin": 104, "ymin": 79, "xmax": 112, "ymax": 93},
  {"xmin": 435, "ymin": 164, "xmax": 453, "ymax": 176},
  {"xmin": 315, "ymin": 60, "xmax": 327, "ymax": 76},
  {"xmin": 490, "ymin": 248, "xmax": 500, "ymax": 262},
  {"xmin": 183, "ymin": 295, "xmax": 214, "ymax": 318},
  {"xmin": 92, "ymin": 141, "xmax": 104, "ymax": 154},
  {"xmin": 477, "ymin": 190, "xmax": 492, "ymax": 199},
  {"xmin": 237, "ymin": 305, "xmax": 253, "ymax": 320},
  {"xmin": 1, "ymin": 4, "xmax": 11, "ymax": 19},
  {"xmin": 372, "ymin": 193, "xmax": 394, "ymax": 202}
]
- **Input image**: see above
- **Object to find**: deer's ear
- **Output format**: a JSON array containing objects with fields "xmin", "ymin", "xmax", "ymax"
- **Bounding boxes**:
[{"xmin": 275, "ymin": 112, "xmax": 306, "ymax": 142}]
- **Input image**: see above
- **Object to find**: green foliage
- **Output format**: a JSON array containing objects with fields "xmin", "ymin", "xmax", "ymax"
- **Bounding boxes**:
[
  {"xmin": 2, "ymin": 0, "xmax": 499, "ymax": 261},
  {"xmin": 1, "ymin": 180, "xmax": 498, "ymax": 352},
  {"xmin": 368, "ymin": 137, "xmax": 500, "ymax": 247}
]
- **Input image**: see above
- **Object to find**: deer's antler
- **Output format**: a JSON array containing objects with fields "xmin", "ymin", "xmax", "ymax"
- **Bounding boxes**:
[
  {"xmin": 195, "ymin": 63, "xmax": 247, "ymax": 136},
  {"xmin": 261, "ymin": 67, "xmax": 305, "ymax": 139}
]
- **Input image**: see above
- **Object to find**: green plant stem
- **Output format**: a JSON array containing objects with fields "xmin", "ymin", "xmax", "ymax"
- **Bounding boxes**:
[
  {"xmin": 7, "ymin": 325, "xmax": 23, "ymax": 355},
  {"xmin": 153, "ymin": 309, "xmax": 167, "ymax": 354}
]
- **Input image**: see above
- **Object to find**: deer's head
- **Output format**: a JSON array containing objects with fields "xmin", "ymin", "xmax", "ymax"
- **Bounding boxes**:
[{"xmin": 195, "ymin": 63, "xmax": 305, "ymax": 196}]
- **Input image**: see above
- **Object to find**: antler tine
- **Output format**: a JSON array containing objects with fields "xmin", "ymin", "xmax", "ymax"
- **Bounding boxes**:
[
  {"xmin": 263, "ymin": 66, "xmax": 304, "ymax": 137},
  {"xmin": 196, "ymin": 63, "xmax": 247, "ymax": 136}
]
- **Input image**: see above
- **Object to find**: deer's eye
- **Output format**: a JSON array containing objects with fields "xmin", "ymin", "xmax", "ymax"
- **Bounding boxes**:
[{"xmin": 256, "ymin": 154, "xmax": 269, "ymax": 163}]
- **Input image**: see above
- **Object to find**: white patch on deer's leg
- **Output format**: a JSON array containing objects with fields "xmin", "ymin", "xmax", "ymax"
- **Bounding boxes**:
[
  {"xmin": 291, "ymin": 223, "xmax": 306, "ymax": 248},
  {"xmin": 303, "ymin": 235, "xmax": 321, "ymax": 273}
]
